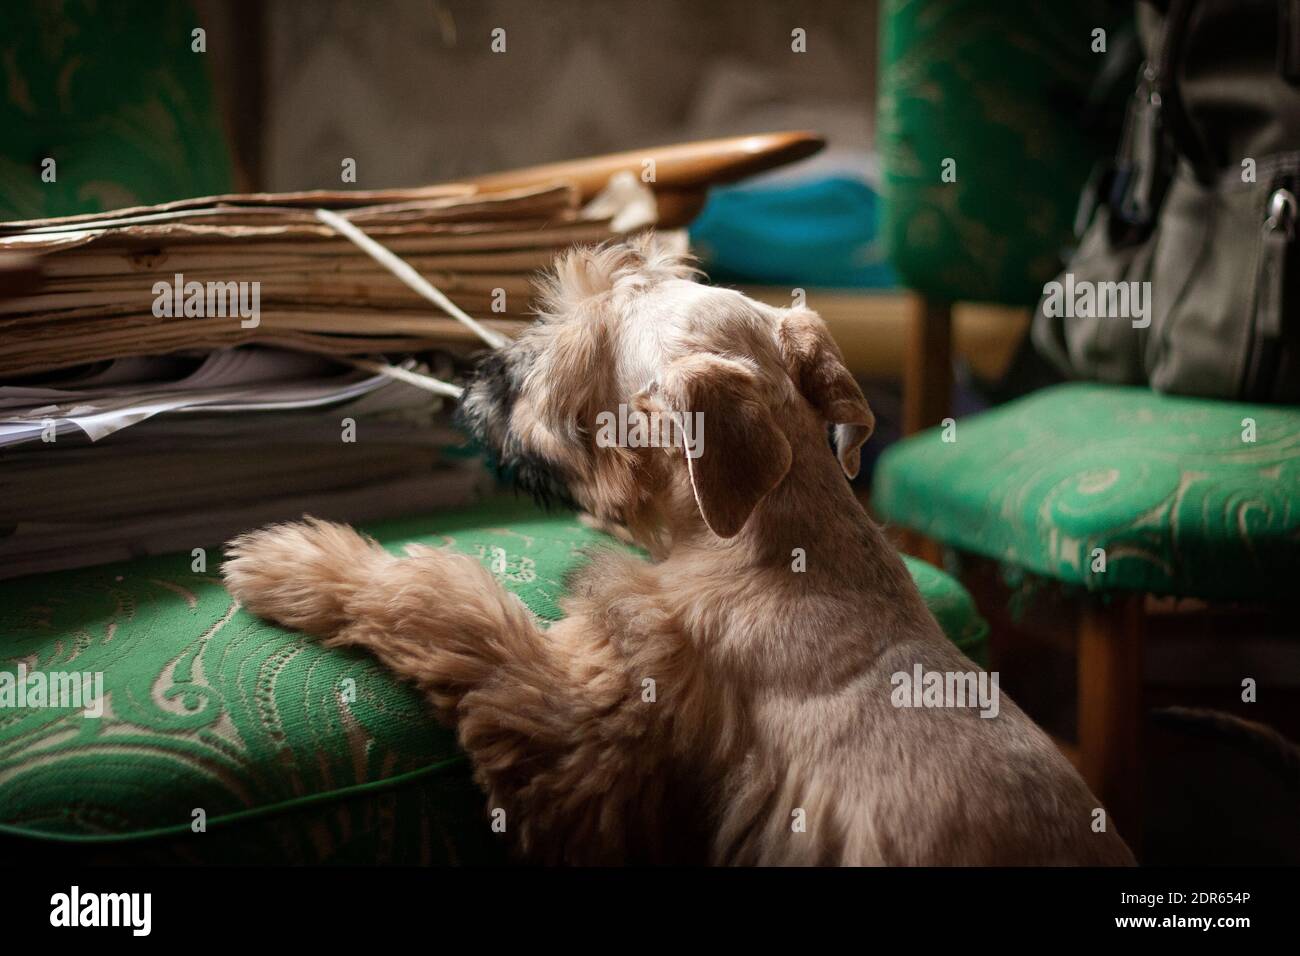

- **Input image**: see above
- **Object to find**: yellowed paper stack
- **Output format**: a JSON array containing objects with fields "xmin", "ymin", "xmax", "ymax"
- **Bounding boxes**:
[
  {"xmin": 0, "ymin": 133, "xmax": 820, "ymax": 578},
  {"xmin": 0, "ymin": 181, "xmax": 630, "ymax": 575},
  {"xmin": 0, "ymin": 181, "xmax": 620, "ymax": 377}
]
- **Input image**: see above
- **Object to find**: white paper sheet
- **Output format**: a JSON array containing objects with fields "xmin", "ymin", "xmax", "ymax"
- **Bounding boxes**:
[{"xmin": 0, "ymin": 348, "xmax": 435, "ymax": 446}]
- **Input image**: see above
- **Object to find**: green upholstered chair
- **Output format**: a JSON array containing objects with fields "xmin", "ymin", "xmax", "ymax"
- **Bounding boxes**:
[
  {"xmin": 877, "ymin": 386, "xmax": 1300, "ymax": 605},
  {"xmin": 878, "ymin": 0, "xmax": 1116, "ymax": 308},
  {"xmin": 0, "ymin": 0, "xmax": 233, "ymax": 221},
  {"xmin": 875, "ymin": 0, "xmax": 1300, "ymax": 849},
  {"xmin": 877, "ymin": 0, "xmax": 1126, "ymax": 432},
  {"xmin": 0, "ymin": 498, "xmax": 988, "ymax": 862}
]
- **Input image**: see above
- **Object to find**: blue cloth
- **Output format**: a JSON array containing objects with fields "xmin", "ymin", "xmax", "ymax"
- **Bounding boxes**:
[{"xmin": 689, "ymin": 176, "xmax": 897, "ymax": 289}]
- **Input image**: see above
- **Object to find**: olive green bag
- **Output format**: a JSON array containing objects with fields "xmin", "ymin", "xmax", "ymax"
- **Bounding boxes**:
[{"xmin": 1033, "ymin": 0, "xmax": 1300, "ymax": 403}]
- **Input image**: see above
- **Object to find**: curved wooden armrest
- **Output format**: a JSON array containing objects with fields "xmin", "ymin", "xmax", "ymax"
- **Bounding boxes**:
[{"xmin": 464, "ymin": 131, "xmax": 825, "ymax": 202}]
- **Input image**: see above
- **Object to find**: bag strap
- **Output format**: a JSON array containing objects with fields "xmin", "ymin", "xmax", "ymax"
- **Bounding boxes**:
[{"xmin": 1281, "ymin": 0, "xmax": 1300, "ymax": 84}]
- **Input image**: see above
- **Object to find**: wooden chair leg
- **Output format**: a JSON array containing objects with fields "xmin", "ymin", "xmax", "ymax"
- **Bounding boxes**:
[
  {"xmin": 902, "ymin": 294, "xmax": 953, "ymax": 435},
  {"xmin": 1078, "ymin": 597, "xmax": 1144, "ymax": 855},
  {"xmin": 897, "ymin": 529, "xmax": 944, "ymax": 567},
  {"xmin": 894, "ymin": 294, "xmax": 954, "ymax": 569}
]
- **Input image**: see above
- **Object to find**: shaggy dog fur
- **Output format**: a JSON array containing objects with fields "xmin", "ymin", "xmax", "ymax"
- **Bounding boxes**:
[{"xmin": 223, "ymin": 234, "xmax": 1136, "ymax": 866}]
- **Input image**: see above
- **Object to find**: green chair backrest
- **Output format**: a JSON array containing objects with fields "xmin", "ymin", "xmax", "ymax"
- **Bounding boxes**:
[{"xmin": 0, "ymin": 0, "xmax": 233, "ymax": 221}]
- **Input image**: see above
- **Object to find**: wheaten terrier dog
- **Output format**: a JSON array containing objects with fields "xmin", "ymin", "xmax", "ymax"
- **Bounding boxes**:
[{"xmin": 223, "ymin": 235, "xmax": 1135, "ymax": 866}]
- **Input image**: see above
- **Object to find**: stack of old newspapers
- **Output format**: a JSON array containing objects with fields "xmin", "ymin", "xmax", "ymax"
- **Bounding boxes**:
[{"xmin": 0, "ymin": 181, "xmax": 641, "ymax": 578}]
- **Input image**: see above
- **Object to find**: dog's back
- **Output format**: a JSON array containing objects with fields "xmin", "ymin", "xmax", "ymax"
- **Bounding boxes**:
[
  {"xmin": 585, "ymin": 505, "xmax": 1137, "ymax": 866},
  {"xmin": 719, "ymin": 632, "xmax": 1137, "ymax": 866}
]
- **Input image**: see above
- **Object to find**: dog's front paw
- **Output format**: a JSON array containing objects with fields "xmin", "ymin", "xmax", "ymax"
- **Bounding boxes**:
[{"xmin": 222, "ymin": 518, "xmax": 393, "ymax": 636}]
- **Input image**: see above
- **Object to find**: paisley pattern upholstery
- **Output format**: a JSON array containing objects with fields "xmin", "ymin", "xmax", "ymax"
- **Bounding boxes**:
[
  {"xmin": 0, "ymin": 499, "xmax": 987, "ymax": 861},
  {"xmin": 874, "ymin": 384, "xmax": 1300, "ymax": 600},
  {"xmin": 0, "ymin": 0, "xmax": 232, "ymax": 220},
  {"xmin": 877, "ymin": 0, "xmax": 1124, "ymax": 305}
]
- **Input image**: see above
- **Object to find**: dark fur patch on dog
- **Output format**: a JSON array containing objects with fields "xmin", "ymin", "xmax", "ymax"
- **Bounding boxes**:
[
  {"xmin": 456, "ymin": 350, "xmax": 516, "ymax": 446},
  {"xmin": 456, "ymin": 350, "xmax": 578, "ymax": 511}
]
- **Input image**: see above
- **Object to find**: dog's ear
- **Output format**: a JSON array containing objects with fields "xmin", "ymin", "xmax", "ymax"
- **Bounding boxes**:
[
  {"xmin": 777, "ymin": 309, "xmax": 875, "ymax": 479},
  {"xmin": 642, "ymin": 354, "xmax": 792, "ymax": 539}
]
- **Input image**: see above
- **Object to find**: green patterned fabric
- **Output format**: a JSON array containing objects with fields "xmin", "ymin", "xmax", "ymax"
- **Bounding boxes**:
[
  {"xmin": 875, "ymin": 384, "xmax": 1300, "ymax": 601},
  {"xmin": 0, "ymin": 1, "xmax": 233, "ymax": 220},
  {"xmin": 0, "ymin": 498, "xmax": 987, "ymax": 861},
  {"xmin": 877, "ymin": 0, "xmax": 1125, "ymax": 305}
]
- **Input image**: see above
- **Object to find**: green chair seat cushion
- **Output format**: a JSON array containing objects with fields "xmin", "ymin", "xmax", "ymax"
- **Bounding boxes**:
[
  {"xmin": 874, "ymin": 383, "xmax": 1300, "ymax": 600},
  {"xmin": 0, "ymin": 498, "xmax": 986, "ymax": 861}
]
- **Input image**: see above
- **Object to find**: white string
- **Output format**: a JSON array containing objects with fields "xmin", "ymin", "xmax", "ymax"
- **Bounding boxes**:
[
  {"xmin": 338, "ymin": 355, "xmax": 464, "ymax": 399},
  {"xmin": 313, "ymin": 207, "xmax": 510, "ymax": 350},
  {"xmin": 311, "ymin": 206, "xmax": 510, "ymax": 400}
]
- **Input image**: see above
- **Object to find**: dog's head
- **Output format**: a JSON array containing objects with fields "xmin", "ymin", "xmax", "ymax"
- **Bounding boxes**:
[{"xmin": 458, "ymin": 233, "xmax": 873, "ymax": 540}]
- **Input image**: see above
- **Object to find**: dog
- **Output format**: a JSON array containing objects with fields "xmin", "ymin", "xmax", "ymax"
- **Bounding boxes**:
[{"xmin": 223, "ymin": 234, "xmax": 1136, "ymax": 866}]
